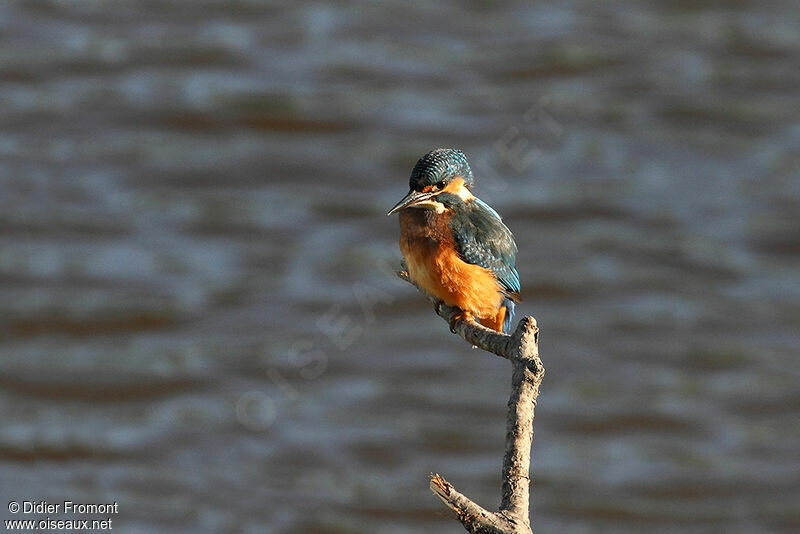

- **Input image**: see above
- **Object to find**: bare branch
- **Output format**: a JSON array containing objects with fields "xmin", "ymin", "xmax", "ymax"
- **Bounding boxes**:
[
  {"xmin": 430, "ymin": 474, "xmax": 518, "ymax": 534},
  {"xmin": 397, "ymin": 269, "xmax": 545, "ymax": 534}
]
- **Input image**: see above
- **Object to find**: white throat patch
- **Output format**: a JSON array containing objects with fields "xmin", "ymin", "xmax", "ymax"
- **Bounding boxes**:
[{"xmin": 412, "ymin": 199, "xmax": 446, "ymax": 214}]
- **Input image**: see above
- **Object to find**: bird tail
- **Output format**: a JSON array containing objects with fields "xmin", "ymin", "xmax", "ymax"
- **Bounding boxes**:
[{"xmin": 501, "ymin": 297, "xmax": 515, "ymax": 334}]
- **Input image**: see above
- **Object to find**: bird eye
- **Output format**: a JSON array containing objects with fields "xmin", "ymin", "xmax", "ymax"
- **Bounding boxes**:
[{"xmin": 435, "ymin": 180, "xmax": 446, "ymax": 190}]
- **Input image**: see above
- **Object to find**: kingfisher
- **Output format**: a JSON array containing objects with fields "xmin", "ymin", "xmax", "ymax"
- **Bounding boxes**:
[{"xmin": 388, "ymin": 148, "xmax": 521, "ymax": 334}]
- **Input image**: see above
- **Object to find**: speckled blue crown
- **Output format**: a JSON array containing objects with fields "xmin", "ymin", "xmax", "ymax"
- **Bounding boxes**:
[{"xmin": 409, "ymin": 148, "xmax": 473, "ymax": 190}]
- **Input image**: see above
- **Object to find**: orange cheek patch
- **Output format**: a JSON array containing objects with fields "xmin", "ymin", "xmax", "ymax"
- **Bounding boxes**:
[
  {"xmin": 441, "ymin": 177, "xmax": 464, "ymax": 194},
  {"xmin": 442, "ymin": 177, "xmax": 474, "ymax": 200}
]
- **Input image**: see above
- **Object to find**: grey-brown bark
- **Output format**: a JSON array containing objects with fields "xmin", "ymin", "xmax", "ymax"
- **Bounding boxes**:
[{"xmin": 398, "ymin": 269, "xmax": 545, "ymax": 534}]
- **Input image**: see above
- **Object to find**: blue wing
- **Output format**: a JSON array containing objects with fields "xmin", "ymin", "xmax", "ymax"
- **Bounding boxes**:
[{"xmin": 449, "ymin": 197, "xmax": 521, "ymax": 302}]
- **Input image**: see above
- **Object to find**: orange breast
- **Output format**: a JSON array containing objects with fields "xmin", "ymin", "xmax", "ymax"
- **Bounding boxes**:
[{"xmin": 399, "ymin": 209, "xmax": 503, "ymax": 322}]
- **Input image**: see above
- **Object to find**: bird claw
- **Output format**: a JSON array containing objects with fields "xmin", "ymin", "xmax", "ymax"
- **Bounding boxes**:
[
  {"xmin": 449, "ymin": 311, "xmax": 472, "ymax": 333},
  {"xmin": 449, "ymin": 315, "xmax": 459, "ymax": 333}
]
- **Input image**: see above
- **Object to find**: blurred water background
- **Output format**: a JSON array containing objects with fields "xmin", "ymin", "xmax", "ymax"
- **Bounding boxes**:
[{"xmin": 0, "ymin": 1, "xmax": 799, "ymax": 532}]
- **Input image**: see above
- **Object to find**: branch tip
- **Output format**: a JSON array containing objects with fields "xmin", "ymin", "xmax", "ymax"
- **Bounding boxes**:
[{"xmin": 430, "ymin": 473, "xmax": 450, "ymax": 497}]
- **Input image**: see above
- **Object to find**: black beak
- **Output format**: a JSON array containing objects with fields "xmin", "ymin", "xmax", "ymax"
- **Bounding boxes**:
[{"xmin": 387, "ymin": 190, "xmax": 433, "ymax": 216}]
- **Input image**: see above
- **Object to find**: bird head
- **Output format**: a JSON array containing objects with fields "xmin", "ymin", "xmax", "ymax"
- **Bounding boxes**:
[{"xmin": 387, "ymin": 148, "xmax": 474, "ymax": 215}]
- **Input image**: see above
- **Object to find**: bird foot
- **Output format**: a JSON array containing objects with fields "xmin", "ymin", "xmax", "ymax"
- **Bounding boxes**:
[{"xmin": 449, "ymin": 311, "xmax": 473, "ymax": 333}]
